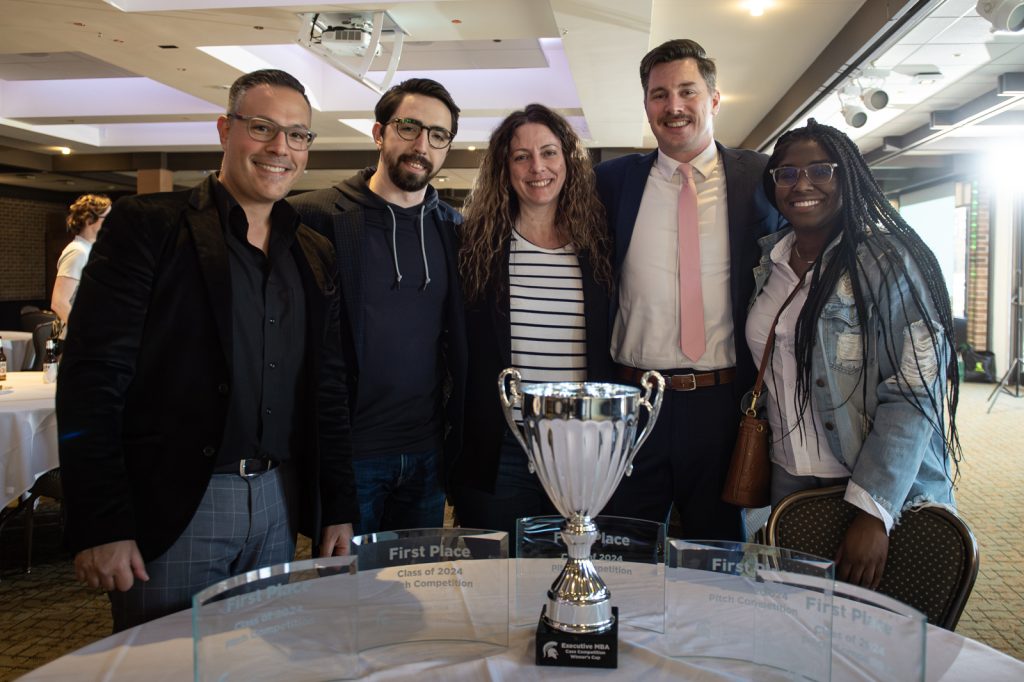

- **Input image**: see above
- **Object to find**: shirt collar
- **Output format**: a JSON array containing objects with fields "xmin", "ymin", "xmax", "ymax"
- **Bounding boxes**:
[
  {"xmin": 655, "ymin": 141, "xmax": 718, "ymax": 183},
  {"xmin": 211, "ymin": 173, "xmax": 301, "ymax": 254}
]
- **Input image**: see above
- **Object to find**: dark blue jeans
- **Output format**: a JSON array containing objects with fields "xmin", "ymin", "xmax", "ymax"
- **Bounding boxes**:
[
  {"xmin": 451, "ymin": 430, "xmax": 557, "ymax": 552},
  {"xmin": 352, "ymin": 449, "xmax": 445, "ymax": 535}
]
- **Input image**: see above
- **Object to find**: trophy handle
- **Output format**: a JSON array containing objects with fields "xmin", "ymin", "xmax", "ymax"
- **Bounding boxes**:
[
  {"xmin": 497, "ymin": 368, "xmax": 534, "ymax": 472},
  {"xmin": 623, "ymin": 370, "xmax": 665, "ymax": 477}
]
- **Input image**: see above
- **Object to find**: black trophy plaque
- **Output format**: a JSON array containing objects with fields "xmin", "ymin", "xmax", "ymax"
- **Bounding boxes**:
[{"xmin": 535, "ymin": 606, "xmax": 618, "ymax": 669}]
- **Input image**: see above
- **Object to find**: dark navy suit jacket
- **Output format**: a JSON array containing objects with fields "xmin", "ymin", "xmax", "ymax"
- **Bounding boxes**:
[{"xmin": 594, "ymin": 142, "xmax": 781, "ymax": 394}]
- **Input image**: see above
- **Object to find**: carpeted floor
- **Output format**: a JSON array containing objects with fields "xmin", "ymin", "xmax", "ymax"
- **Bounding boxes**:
[{"xmin": 1, "ymin": 381, "xmax": 1021, "ymax": 680}]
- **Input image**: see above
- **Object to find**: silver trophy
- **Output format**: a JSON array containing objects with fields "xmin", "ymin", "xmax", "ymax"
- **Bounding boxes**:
[{"xmin": 498, "ymin": 369, "xmax": 664, "ymax": 635}]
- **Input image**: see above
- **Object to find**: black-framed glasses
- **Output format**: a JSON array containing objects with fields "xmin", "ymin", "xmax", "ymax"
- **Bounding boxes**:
[
  {"xmin": 226, "ymin": 113, "xmax": 317, "ymax": 151},
  {"xmin": 769, "ymin": 162, "xmax": 838, "ymax": 188},
  {"xmin": 388, "ymin": 118, "xmax": 454, "ymax": 149}
]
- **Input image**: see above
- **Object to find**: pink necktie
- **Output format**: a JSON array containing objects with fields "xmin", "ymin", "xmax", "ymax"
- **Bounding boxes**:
[{"xmin": 677, "ymin": 162, "xmax": 705, "ymax": 361}]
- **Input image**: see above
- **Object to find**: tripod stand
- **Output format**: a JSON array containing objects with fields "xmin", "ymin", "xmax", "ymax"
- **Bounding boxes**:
[{"xmin": 988, "ymin": 276, "xmax": 1024, "ymax": 413}]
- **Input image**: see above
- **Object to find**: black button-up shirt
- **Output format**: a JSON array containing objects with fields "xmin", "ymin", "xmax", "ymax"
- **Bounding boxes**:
[{"xmin": 212, "ymin": 177, "xmax": 306, "ymax": 466}]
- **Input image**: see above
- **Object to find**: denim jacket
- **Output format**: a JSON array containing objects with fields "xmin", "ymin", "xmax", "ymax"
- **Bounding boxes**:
[{"xmin": 751, "ymin": 229, "xmax": 955, "ymax": 521}]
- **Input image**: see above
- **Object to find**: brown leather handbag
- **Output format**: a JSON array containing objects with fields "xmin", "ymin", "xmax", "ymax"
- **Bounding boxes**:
[{"xmin": 722, "ymin": 274, "xmax": 806, "ymax": 508}]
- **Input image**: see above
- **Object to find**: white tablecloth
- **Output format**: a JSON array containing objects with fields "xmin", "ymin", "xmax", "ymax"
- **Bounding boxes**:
[
  {"xmin": 18, "ymin": 566, "xmax": 1024, "ymax": 682},
  {"xmin": 0, "ymin": 372, "xmax": 58, "ymax": 506},
  {"xmin": 1, "ymin": 330, "xmax": 35, "ymax": 372}
]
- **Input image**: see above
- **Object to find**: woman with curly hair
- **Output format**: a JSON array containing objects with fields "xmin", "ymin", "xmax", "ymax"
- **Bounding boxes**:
[
  {"xmin": 452, "ymin": 104, "xmax": 614, "ymax": 541},
  {"xmin": 52, "ymin": 194, "xmax": 112, "ymax": 324},
  {"xmin": 747, "ymin": 119, "xmax": 960, "ymax": 588}
]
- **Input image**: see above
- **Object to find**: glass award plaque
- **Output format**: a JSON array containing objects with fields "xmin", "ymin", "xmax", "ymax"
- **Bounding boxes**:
[
  {"xmin": 828, "ymin": 581, "xmax": 926, "ymax": 681},
  {"xmin": 350, "ymin": 527, "xmax": 509, "ymax": 665},
  {"xmin": 665, "ymin": 540, "xmax": 835, "ymax": 681},
  {"xmin": 193, "ymin": 555, "xmax": 359, "ymax": 682}
]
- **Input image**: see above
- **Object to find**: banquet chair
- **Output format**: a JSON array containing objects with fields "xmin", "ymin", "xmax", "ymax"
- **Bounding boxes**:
[
  {"xmin": 30, "ymin": 321, "xmax": 56, "ymax": 371},
  {"xmin": 20, "ymin": 308, "xmax": 57, "ymax": 333},
  {"xmin": 0, "ymin": 469, "xmax": 63, "ymax": 574},
  {"xmin": 765, "ymin": 486, "xmax": 979, "ymax": 630}
]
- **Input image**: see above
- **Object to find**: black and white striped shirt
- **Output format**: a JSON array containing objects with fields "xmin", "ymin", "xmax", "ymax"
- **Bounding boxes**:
[{"xmin": 509, "ymin": 231, "xmax": 587, "ymax": 411}]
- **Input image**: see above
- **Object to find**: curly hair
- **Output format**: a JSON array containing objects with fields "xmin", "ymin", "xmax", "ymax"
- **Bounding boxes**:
[
  {"xmin": 764, "ymin": 118, "xmax": 961, "ymax": 475},
  {"xmin": 66, "ymin": 194, "xmax": 112, "ymax": 235},
  {"xmin": 459, "ymin": 104, "xmax": 611, "ymax": 303}
]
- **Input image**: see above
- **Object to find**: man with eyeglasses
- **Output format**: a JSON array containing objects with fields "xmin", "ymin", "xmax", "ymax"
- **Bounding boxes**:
[
  {"xmin": 57, "ymin": 69, "xmax": 357, "ymax": 631},
  {"xmin": 290, "ymin": 78, "xmax": 466, "ymax": 536},
  {"xmin": 595, "ymin": 39, "xmax": 781, "ymax": 541}
]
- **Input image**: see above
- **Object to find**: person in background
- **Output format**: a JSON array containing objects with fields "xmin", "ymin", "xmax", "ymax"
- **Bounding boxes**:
[
  {"xmin": 596, "ymin": 39, "xmax": 780, "ymax": 539},
  {"xmin": 51, "ymin": 194, "xmax": 111, "ymax": 325},
  {"xmin": 57, "ymin": 69, "xmax": 357, "ymax": 631},
  {"xmin": 451, "ymin": 103, "xmax": 613, "ymax": 541},
  {"xmin": 748, "ymin": 119, "xmax": 960, "ymax": 588},
  {"xmin": 289, "ymin": 78, "xmax": 466, "ymax": 536}
]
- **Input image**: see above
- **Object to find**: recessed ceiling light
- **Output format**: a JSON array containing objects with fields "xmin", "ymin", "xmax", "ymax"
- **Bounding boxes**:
[
  {"xmin": 58, "ymin": 147, "xmax": 71, "ymax": 155},
  {"xmin": 467, "ymin": 146, "xmax": 477, "ymax": 151}
]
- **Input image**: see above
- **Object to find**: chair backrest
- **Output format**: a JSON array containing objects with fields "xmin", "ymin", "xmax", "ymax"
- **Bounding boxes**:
[
  {"xmin": 765, "ymin": 485, "xmax": 979, "ymax": 630},
  {"xmin": 21, "ymin": 308, "xmax": 58, "ymax": 333},
  {"xmin": 31, "ymin": 321, "xmax": 55, "ymax": 371}
]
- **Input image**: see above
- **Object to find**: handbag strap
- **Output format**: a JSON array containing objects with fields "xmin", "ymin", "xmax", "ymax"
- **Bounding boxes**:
[{"xmin": 746, "ymin": 270, "xmax": 808, "ymax": 415}]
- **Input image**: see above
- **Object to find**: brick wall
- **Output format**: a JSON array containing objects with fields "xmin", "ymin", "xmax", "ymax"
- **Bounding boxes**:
[{"xmin": 0, "ymin": 196, "xmax": 66, "ymax": 301}]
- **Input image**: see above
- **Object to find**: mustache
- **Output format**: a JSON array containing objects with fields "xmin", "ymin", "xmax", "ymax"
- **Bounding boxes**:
[
  {"xmin": 660, "ymin": 114, "xmax": 692, "ymax": 125},
  {"xmin": 398, "ymin": 153, "xmax": 433, "ymax": 174}
]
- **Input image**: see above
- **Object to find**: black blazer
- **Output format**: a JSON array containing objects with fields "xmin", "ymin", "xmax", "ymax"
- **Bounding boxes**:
[
  {"xmin": 595, "ymin": 143, "xmax": 781, "ymax": 392},
  {"xmin": 57, "ymin": 175, "xmax": 357, "ymax": 561},
  {"xmin": 288, "ymin": 183, "xmax": 468, "ymax": 487},
  {"xmin": 456, "ymin": 242, "xmax": 613, "ymax": 492}
]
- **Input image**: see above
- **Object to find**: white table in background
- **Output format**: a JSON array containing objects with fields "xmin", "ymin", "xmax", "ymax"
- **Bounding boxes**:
[
  {"xmin": 1, "ymin": 330, "xmax": 35, "ymax": 372},
  {"xmin": 0, "ymin": 372, "xmax": 58, "ymax": 506}
]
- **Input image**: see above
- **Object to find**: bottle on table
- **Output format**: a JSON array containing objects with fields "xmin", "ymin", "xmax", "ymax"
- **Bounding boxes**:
[
  {"xmin": 42, "ymin": 338, "xmax": 58, "ymax": 384},
  {"xmin": 0, "ymin": 335, "xmax": 7, "ymax": 381}
]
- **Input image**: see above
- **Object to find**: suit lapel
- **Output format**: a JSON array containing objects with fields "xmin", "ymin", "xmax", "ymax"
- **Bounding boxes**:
[
  {"xmin": 719, "ymin": 143, "xmax": 756, "ymax": 317},
  {"xmin": 614, "ymin": 151, "xmax": 658, "ymax": 272},
  {"xmin": 187, "ymin": 178, "xmax": 232, "ymax": 368}
]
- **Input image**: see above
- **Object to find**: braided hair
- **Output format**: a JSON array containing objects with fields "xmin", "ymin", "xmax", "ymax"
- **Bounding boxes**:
[{"xmin": 764, "ymin": 119, "xmax": 961, "ymax": 476}]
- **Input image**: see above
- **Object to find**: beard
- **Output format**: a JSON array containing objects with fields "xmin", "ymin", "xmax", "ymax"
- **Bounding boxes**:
[{"xmin": 386, "ymin": 152, "xmax": 436, "ymax": 192}]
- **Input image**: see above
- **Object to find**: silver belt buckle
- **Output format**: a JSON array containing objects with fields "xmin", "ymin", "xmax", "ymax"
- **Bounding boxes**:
[
  {"xmin": 671, "ymin": 373, "xmax": 697, "ymax": 391},
  {"xmin": 238, "ymin": 459, "xmax": 259, "ymax": 477}
]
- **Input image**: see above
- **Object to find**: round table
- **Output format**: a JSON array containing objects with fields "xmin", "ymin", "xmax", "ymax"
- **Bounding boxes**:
[
  {"xmin": 18, "ymin": 563, "xmax": 1024, "ymax": 681},
  {"xmin": 1, "ymin": 330, "xmax": 35, "ymax": 372},
  {"xmin": 0, "ymin": 372, "xmax": 59, "ymax": 506}
]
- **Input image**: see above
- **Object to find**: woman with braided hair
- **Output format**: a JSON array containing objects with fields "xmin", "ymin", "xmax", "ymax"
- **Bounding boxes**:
[{"xmin": 746, "ymin": 119, "xmax": 960, "ymax": 588}]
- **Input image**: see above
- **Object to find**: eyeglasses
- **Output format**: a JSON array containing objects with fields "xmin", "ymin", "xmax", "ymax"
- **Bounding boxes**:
[
  {"xmin": 388, "ymin": 118, "xmax": 454, "ymax": 149},
  {"xmin": 769, "ymin": 162, "xmax": 838, "ymax": 188},
  {"xmin": 226, "ymin": 113, "xmax": 317, "ymax": 151}
]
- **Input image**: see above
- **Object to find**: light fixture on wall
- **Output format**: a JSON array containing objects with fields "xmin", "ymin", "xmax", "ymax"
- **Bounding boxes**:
[{"xmin": 975, "ymin": 1, "xmax": 1024, "ymax": 32}]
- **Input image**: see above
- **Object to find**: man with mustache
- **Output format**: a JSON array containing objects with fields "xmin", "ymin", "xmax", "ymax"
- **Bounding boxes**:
[
  {"xmin": 57, "ymin": 69, "xmax": 356, "ymax": 630},
  {"xmin": 595, "ymin": 39, "xmax": 780, "ymax": 540},
  {"xmin": 290, "ymin": 78, "xmax": 466, "ymax": 535}
]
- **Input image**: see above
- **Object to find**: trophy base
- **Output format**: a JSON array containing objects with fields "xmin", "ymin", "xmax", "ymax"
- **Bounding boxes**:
[{"xmin": 535, "ymin": 605, "xmax": 618, "ymax": 669}]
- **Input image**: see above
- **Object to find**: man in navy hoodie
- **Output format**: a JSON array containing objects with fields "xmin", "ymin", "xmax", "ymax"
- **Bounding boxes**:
[{"xmin": 290, "ymin": 78, "xmax": 466, "ymax": 535}]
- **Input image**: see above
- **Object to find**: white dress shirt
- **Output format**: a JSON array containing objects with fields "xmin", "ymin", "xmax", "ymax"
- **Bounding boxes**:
[{"xmin": 612, "ymin": 143, "xmax": 733, "ymax": 370}]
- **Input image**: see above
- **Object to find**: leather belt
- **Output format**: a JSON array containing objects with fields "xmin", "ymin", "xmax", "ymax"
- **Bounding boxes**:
[
  {"xmin": 214, "ymin": 457, "xmax": 279, "ymax": 477},
  {"xmin": 617, "ymin": 365, "xmax": 736, "ymax": 392}
]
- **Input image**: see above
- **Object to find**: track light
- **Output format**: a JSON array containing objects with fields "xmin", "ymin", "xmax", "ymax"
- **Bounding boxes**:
[
  {"xmin": 842, "ymin": 104, "xmax": 868, "ymax": 128},
  {"xmin": 860, "ymin": 87, "xmax": 889, "ymax": 111},
  {"xmin": 976, "ymin": 1, "xmax": 1024, "ymax": 32}
]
